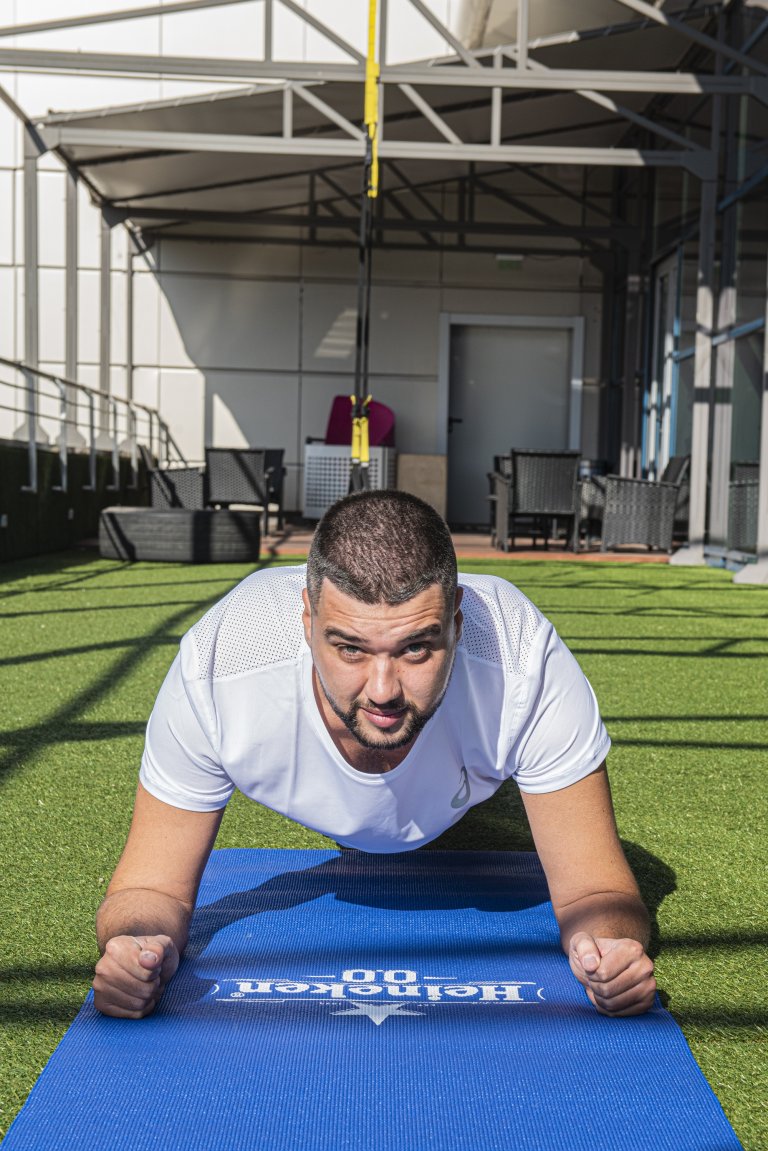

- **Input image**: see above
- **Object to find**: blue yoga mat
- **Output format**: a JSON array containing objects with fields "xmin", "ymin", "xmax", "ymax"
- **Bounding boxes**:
[{"xmin": 5, "ymin": 849, "xmax": 741, "ymax": 1150}]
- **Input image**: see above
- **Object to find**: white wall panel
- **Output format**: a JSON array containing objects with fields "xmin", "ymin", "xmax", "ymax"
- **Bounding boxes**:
[
  {"xmin": 160, "ymin": 3, "xmax": 263, "ymax": 58},
  {"xmin": 158, "ymin": 368, "xmax": 206, "ymax": 463},
  {"xmin": 0, "ymin": 171, "xmax": 14, "ymax": 265},
  {"xmin": 17, "ymin": 16, "xmax": 160, "ymax": 54},
  {"xmin": 440, "ymin": 252, "xmax": 585, "ymax": 289},
  {"xmin": 13, "ymin": 0, "xmax": 143, "ymax": 19},
  {"xmin": 15, "ymin": 268, "xmax": 24, "ymax": 358},
  {"xmin": 38, "ymin": 170, "xmax": 66, "ymax": 267},
  {"xmin": 132, "ymin": 271, "xmax": 161, "ymax": 366},
  {"xmin": 299, "ymin": 373, "xmax": 348, "ymax": 445},
  {"xmin": 0, "ymin": 98, "xmax": 19, "ymax": 168},
  {"xmin": 77, "ymin": 269, "xmax": 100, "ymax": 363},
  {"xmin": 157, "ymin": 283, "xmax": 197, "ymax": 370},
  {"xmin": 78, "ymin": 184, "xmax": 101, "ymax": 270},
  {"xmin": 0, "ymin": 268, "xmax": 16, "ymax": 357},
  {"xmin": 110, "ymin": 365, "xmax": 128, "ymax": 401},
  {"xmin": 385, "ymin": 0, "xmax": 451, "ymax": 63},
  {"xmin": 272, "ymin": 2, "xmax": 309, "ymax": 61},
  {"xmin": 302, "ymin": 0, "xmax": 367, "ymax": 62},
  {"xmin": 302, "ymin": 282, "xmax": 440, "ymax": 376},
  {"xmin": 156, "ymin": 274, "xmax": 300, "ymax": 371},
  {"xmin": 111, "ymin": 223, "xmax": 128, "ymax": 270},
  {"xmin": 299, "ymin": 247, "xmax": 358, "ymax": 282},
  {"xmin": 440, "ymin": 287, "xmax": 581, "ymax": 315},
  {"xmin": 207, "ymin": 370, "xmax": 300, "ymax": 454},
  {"xmin": 13, "ymin": 170, "xmax": 23, "ymax": 266},
  {"xmin": 158, "ymin": 240, "xmax": 301, "ymax": 280},
  {"xmin": 38, "ymin": 267, "xmax": 66, "ymax": 363},
  {"xmin": 110, "ymin": 269, "xmax": 127, "ymax": 366},
  {"xmin": 132, "ymin": 367, "xmax": 160, "ymax": 411},
  {"xmin": 368, "ymin": 285, "xmax": 441, "ymax": 376}
]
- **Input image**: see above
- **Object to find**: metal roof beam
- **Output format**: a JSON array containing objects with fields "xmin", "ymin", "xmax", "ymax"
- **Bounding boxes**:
[
  {"xmin": 509, "ymin": 49, "xmax": 708, "ymax": 153},
  {"xmin": 139, "ymin": 230, "xmax": 592, "ymax": 256},
  {"xmin": 290, "ymin": 83, "xmax": 365, "ymax": 140},
  {"xmin": 0, "ymin": 0, "xmax": 255, "ymax": 40},
  {"xmin": 383, "ymin": 161, "xmax": 447, "ymax": 222},
  {"xmin": 0, "ymin": 0, "xmax": 364, "ymax": 65},
  {"xmin": 37, "ymin": 124, "xmax": 713, "ymax": 175},
  {"xmin": 473, "ymin": 175, "xmax": 609, "ymax": 251},
  {"xmin": 5, "ymin": 47, "xmax": 766, "ymax": 100},
  {"xmin": 613, "ymin": 0, "xmax": 768, "ymax": 76},
  {"xmin": 128, "ymin": 205, "xmax": 616, "ymax": 240},
  {"xmin": 397, "ymin": 84, "xmax": 462, "ymax": 144},
  {"xmin": 514, "ymin": 164, "xmax": 612, "ymax": 220}
]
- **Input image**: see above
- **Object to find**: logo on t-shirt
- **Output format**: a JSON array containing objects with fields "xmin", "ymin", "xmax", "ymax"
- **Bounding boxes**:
[{"xmin": 450, "ymin": 766, "xmax": 471, "ymax": 809}]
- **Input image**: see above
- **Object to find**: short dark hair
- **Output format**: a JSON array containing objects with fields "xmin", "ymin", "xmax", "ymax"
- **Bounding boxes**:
[{"xmin": 306, "ymin": 490, "xmax": 457, "ymax": 608}]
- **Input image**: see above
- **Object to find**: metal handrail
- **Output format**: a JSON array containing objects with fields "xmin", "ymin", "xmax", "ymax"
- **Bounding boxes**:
[{"xmin": 0, "ymin": 356, "xmax": 188, "ymax": 493}]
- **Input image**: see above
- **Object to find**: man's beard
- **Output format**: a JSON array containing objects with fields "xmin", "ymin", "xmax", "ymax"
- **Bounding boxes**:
[{"xmin": 317, "ymin": 678, "xmax": 445, "ymax": 751}]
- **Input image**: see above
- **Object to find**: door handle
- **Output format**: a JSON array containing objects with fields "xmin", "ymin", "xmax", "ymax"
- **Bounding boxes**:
[{"xmin": 448, "ymin": 416, "xmax": 463, "ymax": 434}]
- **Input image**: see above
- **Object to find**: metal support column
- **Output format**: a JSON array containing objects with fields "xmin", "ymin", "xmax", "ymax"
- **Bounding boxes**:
[
  {"xmin": 64, "ymin": 168, "xmax": 84, "ymax": 450},
  {"xmin": 20, "ymin": 129, "xmax": 40, "ymax": 489},
  {"xmin": 97, "ymin": 209, "xmax": 112, "ymax": 450},
  {"xmin": 670, "ymin": 175, "xmax": 717, "ymax": 564},
  {"xmin": 733, "ymin": 259, "xmax": 768, "ymax": 584},
  {"xmin": 707, "ymin": 70, "xmax": 743, "ymax": 554},
  {"xmin": 126, "ymin": 236, "xmax": 137, "ymax": 485}
]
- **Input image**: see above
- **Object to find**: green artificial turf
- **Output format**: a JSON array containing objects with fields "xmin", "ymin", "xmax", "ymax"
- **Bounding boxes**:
[{"xmin": 1, "ymin": 550, "xmax": 766, "ymax": 1147}]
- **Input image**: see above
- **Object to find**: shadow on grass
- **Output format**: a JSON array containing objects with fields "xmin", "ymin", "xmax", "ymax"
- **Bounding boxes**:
[{"xmin": 0, "ymin": 560, "xmax": 274, "ymax": 788}]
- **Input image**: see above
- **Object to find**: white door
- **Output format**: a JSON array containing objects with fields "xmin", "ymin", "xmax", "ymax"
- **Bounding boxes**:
[{"xmin": 446, "ymin": 323, "xmax": 574, "ymax": 525}]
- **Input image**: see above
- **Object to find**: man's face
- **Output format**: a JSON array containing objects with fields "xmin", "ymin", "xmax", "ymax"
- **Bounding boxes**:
[{"xmin": 302, "ymin": 580, "xmax": 463, "ymax": 753}]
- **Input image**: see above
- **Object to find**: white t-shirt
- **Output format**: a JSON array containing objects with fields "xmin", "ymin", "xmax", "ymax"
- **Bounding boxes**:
[{"xmin": 140, "ymin": 567, "xmax": 610, "ymax": 852}]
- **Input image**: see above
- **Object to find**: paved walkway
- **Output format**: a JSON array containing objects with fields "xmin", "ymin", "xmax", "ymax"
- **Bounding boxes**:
[{"xmin": 263, "ymin": 522, "xmax": 670, "ymax": 564}]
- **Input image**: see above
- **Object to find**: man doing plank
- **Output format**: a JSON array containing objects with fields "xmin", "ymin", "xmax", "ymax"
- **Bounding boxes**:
[{"xmin": 93, "ymin": 490, "xmax": 655, "ymax": 1019}]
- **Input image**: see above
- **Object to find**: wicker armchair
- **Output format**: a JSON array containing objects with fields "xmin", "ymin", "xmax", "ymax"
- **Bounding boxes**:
[
  {"xmin": 205, "ymin": 447, "xmax": 279, "ymax": 537},
  {"xmin": 149, "ymin": 465, "xmax": 206, "ymax": 510},
  {"xmin": 489, "ymin": 449, "xmax": 580, "ymax": 552},
  {"xmin": 600, "ymin": 456, "xmax": 690, "ymax": 553}
]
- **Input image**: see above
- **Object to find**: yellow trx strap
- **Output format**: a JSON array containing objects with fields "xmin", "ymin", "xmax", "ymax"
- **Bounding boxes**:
[
  {"xmin": 350, "ymin": 394, "xmax": 372, "ymax": 467},
  {"xmin": 365, "ymin": 0, "xmax": 379, "ymax": 199}
]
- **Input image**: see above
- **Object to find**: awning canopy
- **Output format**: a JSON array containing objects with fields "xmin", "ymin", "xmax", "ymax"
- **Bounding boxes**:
[{"xmin": 14, "ymin": 0, "xmax": 764, "ymax": 253}]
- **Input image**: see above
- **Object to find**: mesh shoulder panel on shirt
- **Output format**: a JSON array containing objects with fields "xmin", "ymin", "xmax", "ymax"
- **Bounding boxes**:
[
  {"xmin": 458, "ymin": 573, "xmax": 544, "ymax": 678},
  {"xmin": 189, "ymin": 566, "xmax": 307, "ymax": 681}
]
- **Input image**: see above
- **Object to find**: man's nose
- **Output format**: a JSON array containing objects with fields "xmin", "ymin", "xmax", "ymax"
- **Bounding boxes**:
[{"xmin": 365, "ymin": 657, "xmax": 403, "ymax": 706}]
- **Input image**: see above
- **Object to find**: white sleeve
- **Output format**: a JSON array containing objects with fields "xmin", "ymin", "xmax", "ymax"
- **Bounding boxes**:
[
  {"xmin": 139, "ymin": 653, "xmax": 235, "ymax": 811},
  {"xmin": 509, "ymin": 623, "xmax": 610, "ymax": 794}
]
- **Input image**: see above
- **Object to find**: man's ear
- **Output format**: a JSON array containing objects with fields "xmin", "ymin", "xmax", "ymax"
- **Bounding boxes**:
[{"xmin": 301, "ymin": 587, "xmax": 312, "ymax": 644}]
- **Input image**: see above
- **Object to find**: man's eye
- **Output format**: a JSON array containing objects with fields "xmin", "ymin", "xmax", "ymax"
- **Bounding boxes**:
[
  {"xmin": 404, "ymin": 643, "xmax": 426, "ymax": 656},
  {"xmin": 340, "ymin": 645, "xmax": 361, "ymax": 656}
]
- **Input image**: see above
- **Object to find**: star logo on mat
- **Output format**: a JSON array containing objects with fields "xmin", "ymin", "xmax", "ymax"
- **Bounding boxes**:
[{"xmin": 332, "ymin": 1003, "xmax": 425, "ymax": 1026}]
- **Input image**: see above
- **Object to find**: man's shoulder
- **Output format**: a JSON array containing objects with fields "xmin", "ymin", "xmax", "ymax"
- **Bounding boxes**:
[
  {"xmin": 457, "ymin": 572, "xmax": 546, "ymax": 677},
  {"xmin": 183, "ymin": 564, "xmax": 307, "ymax": 681}
]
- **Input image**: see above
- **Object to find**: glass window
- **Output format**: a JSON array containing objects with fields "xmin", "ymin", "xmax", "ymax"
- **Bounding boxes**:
[
  {"xmin": 730, "ymin": 331, "xmax": 763, "ymax": 467},
  {"xmin": 672, "ymin": 355, "xmax": 695, "ymax": 459},
  {"xmin": 735, "ymin": 196, "xmax": 768, "ymax": 326}
]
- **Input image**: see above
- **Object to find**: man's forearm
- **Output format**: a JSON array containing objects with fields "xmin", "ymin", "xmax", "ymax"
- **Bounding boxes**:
[
  {"xmin": 554, "ymin": 890, "xmax": 651, "ymax": 954},
  {"xmin": 96, "ymin": 887, "xmax": 193, "ymax": 955}
]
